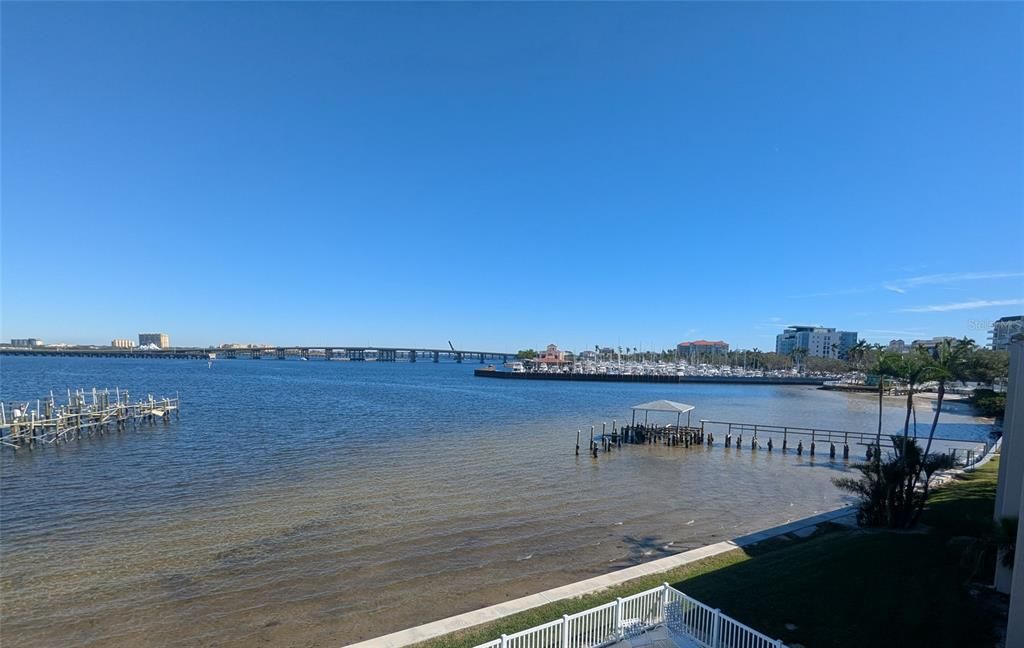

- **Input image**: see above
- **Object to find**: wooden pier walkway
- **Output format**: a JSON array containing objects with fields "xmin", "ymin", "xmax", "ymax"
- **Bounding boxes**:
[
  {"xmin": 1, "ymin": 388, "xmax": 180, "ymax": 450},
  {"xmin": 578, "ymin": 418, "xmax": 991, "ymax": 465}
]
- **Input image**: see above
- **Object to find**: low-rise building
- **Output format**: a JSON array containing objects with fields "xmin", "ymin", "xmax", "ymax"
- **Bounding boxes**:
[
  {"xmin": 911, "ymin": 336, "xmax": 957, "ymax": 354},
  {"xmin": 111, "ymin": 339, "xmax": 136, "ymax": 349},
  {"xmin": 535, "ymin": 343, "xmax": 569, "ymax": 365},
  {"xmin": 991, "ymin": 315, "xmax": 1024, "ymax": 351},
  {"xmin": 138, "ymin": 333, "xmax": 170, "ymax": 349},
  {"xmin": 887, "ymin": 339, "xmax": 908, "ymax": 354},
  {"xmin": 10, "ymin": 338, "xmax": 44, "ymax": 347},
  {"xmin": 676, "ymin": 340, "xmax": 729, "ymax": 361},
  {"xmin": 776, "ymin": 326, "xmax": 857, "ymax": 359}
]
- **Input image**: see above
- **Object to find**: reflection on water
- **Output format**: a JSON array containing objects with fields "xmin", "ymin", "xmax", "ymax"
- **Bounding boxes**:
[{"xmin": 0, "ymin": 358, "xmax": 992, "ymax": 646}]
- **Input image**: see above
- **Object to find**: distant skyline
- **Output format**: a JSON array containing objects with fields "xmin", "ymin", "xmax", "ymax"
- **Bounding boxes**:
[{"xmin": 3, "ymin": 2, "xmax": 1022, "ymax": 351}]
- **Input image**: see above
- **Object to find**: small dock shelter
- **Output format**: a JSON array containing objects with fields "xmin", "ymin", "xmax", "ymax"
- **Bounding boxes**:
[{"xmin": 631, "ymin": 399, "xmax": 695, "ymax": 429}]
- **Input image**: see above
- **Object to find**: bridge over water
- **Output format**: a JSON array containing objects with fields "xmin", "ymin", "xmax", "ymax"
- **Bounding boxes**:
[{"xmin": 0, "ymin": 346, "xmax": 515, "ymax": 363}]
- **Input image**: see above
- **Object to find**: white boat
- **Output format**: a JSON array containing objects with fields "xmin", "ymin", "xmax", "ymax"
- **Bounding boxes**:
[{"xmin": 504, "ymin": 361, "xmax": 526, "ymax": 373}]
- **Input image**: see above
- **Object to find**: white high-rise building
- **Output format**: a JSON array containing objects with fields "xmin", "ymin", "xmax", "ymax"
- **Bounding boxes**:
[
  {"xmin": 990, "ymin": 315, "xmax": 1024, "ymax": 351},
  {"xmin": 775, "ymin": 326, "xmax": 858, "ymax": 359}
]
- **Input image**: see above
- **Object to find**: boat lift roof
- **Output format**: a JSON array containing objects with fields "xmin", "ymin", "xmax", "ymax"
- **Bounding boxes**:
[{"xmin": 630, "ymin": 400, "xmax": 695, "ymax": 414}]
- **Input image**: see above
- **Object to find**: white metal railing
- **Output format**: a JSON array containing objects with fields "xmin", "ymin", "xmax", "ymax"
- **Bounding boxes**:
[{"xmin": 480, "ymin": 584, "xmax": 784, "ymax": 648}]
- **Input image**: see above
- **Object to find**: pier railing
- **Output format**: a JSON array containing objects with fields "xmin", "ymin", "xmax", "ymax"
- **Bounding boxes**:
[
  {"xmin": 699, "ymin": 419, "xmax": 989, "ymax": 462},
  {"xmin": 473, "ymin": 584, "xmax": 784, "ymax": 648}
]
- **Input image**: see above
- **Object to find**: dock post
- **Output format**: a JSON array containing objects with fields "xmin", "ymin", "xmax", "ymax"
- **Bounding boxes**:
[
  {"xmin": 576, "ymin": 429, "xmax": 580, "ymax": 455},
  {"xmin": 783, "ymin": 429, "xmax": 788, "ymax": 452},
  {"xmin": 797, "ymin": 441, "xmax": 804, "ymax": 456},
  {"xmin": 767, "ymin": 437, "xmax": 773, "ymax": 452},
  {"xmin": 810, "ymin": 441, "xmax": 816, "ymax": 456},
  {"xmin": 843, "ymin": 443, "xmax": 850, "ymax": 459},
  {"xmin": 830, "ymin": 442, "xmax": 836, "ymax": 459}
]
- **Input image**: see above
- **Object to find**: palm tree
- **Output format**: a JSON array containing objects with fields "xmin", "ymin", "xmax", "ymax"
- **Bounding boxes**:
[
  {"xmin": 871, "ymin": 349, "xmax": 901, "ymax": 462},
  {"xmin": 847, "ymin": 339, "xmax": 869, "ymax": 369},
  {"xmin": 791, "ymin": 348, "xmax": 808, "ymax": 373},
  {"xmin": 894, "ymin": 350, "xmax": 932, "ymax": 457},
  {"xmin": 919, "ymin": 338, "xmax": 974, "ymax": 468}
]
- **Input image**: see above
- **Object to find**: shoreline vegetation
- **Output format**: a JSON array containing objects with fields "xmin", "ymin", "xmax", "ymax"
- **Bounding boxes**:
[{"xmin": 418, "ymin": 459, "xmax": 1003, "ymax": 648}]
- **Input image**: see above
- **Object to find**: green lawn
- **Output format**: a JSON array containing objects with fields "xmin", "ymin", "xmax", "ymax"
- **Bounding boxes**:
[{"xmin": 421, "ymin": 459, "xmax": 1002, "ymax": 648}]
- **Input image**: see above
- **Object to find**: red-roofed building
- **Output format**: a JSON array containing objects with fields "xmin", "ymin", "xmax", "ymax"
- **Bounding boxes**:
[
  {"xmin": 676, "ymin": 339, "xmax": 729, "ymax": 360},
  {"xmin": 535, "ymin": 343, "xmax": 571, "ymax": 365}
]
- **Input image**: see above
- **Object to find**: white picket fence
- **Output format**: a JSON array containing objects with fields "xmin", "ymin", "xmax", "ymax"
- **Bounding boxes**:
[{"xmin": 474, "ymin": 584, "xmax": 784, "ymax": 648}]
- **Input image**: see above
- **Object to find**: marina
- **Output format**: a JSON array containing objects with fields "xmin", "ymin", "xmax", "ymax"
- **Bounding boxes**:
[{"xmin": 478, "ymin": 367, "xmax": 830, "ymax": 386}]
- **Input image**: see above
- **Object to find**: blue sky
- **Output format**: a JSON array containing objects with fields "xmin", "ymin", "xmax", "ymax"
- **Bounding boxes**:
[{"xmin": 2, "ymin": 2, "xmax": 1022, "ymax": 351}]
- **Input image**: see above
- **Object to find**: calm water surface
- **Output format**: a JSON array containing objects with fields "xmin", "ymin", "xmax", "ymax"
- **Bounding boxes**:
[{"xmin": 0, "ymin": 357, "xmax": 992, "ymax": 647}]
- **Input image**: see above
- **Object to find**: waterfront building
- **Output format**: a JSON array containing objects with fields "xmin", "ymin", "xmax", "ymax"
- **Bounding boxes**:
[
  {"xmin": 535, "ymin": 343, "xmax": 569, "ymax": 365},
  {"xmin": 886, "ymin": 339, "xmax": 908, "ymax": 354},
  {"xmin": 111, "ymin": 338, "xmax": 136, "ymax": 349},
  {"xmin": 138, "ymin": 332, "xmax": 170, "ymax": 348},
  {"xmin": 990, "ymin": 315, "xmax": 1024, "ymax": 351},
  {"xmin": 676, "ymin": 340, "xmax": 729, "ymax": 362},
  {"xmin": 577, "ymin": 350, "xmax": 598, "ymax": 361},
  {"xmin": 775, "ymin": 326, "xmax": 857, "ymax": 359},
  {"xmin": 911, "ymin": 336, "xmax": 957, "ymax": 354},
  {"xmin": 10, "ymin": 338, "xmax": 44, "ymax": 348}
]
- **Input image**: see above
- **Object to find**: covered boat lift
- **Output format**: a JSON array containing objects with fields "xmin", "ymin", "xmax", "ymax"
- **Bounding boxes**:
[{"xmin": 630, "ymin": 399, "xmax": 696, "ymax": 430}]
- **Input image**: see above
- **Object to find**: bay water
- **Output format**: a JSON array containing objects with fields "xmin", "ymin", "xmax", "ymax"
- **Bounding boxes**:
[{"xmin": 0, "ymin": 357, "xmax": 992, "ymax": 646}]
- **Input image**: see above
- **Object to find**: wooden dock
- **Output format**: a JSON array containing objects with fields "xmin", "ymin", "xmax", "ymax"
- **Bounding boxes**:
[
  {"xmin": 579, "ymin": 418, "xmax": 991, "ymax": 465},
  {"xmin": 1, "ymin": 388, "xmax": 180, "ymax": 450}
]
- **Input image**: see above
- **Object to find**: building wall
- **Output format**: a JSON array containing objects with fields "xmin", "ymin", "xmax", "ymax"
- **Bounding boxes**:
[
  {"xmin": 995, "ymin": 339, "xmax": 1023, "ymax": 594},
  {"xmin": 111, "ymin": 339, "xmax": 136, "ymax": 349}
]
